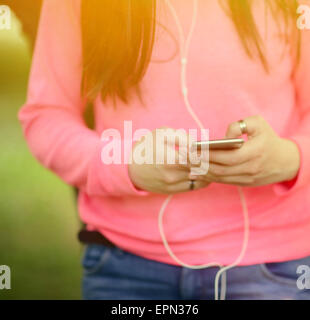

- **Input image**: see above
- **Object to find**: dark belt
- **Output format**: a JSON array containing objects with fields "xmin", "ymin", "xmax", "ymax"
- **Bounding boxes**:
[{"xmin": 78, "ymin": 229, "xmax": 117, "ymax": 248}]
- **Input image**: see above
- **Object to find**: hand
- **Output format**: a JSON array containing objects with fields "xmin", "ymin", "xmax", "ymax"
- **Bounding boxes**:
[
  {"xmin": 191, "ymin": 115, "xmax": 301, "ymax": 187},
  {"xmin": 128, "ymin": 127, "xmax": 210, "ymax": 194}
]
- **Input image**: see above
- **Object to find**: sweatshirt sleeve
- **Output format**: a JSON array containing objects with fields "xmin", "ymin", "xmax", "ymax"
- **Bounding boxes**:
[
  {"xmin": 273, "ymin": 27, "xmax": 310, "ymax": 196},
  {"xmin": 18, "ymin": 0, "xmax": 148, "ymax": 197}
]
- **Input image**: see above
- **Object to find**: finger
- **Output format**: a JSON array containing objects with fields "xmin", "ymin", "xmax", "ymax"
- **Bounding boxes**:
[
  {"xmin": 209, "ymin": 138, "xmax": 260, "ymax": 166},
  {"xmin": 172, "ymin": 145, "xmax": 207, "ymax": 169},
  {"xmin": 164, "ymin": 145, "xmax": 192, "ymax": 169},
  {"xmin": 173, "ymin": 131, "xmax": 197, "ymax": 166},
  {"xmin": 163, "ymin": 128, "xmax": 207, "ymax": 168},
  {"xmin": 214, "ymin": 175, "xmax": 255, "ymax": 186},
  {"xmin": 160, "ymin": 168, "xmax": 191, "ymax": 185},
  {"xmin": 155, "ymin": 128, "xmax": 193, "ymax": 167},
  {"xmin": 193, "ymin": 174, "xmax": 254, "ymax": 187},
  {"xmin": 164, "ymin": 148, "xmax": 208, "ymax": 174},
  {"xmin": 207, "ymin": 159, "xmax": 262, "ymax": 177},
  {"xmin": 154, "ymin": 140, "xmax": 188, "ymax": 168},
  {"xmin": 166, "ymin": 179, "xmax": 210, "ymax": 194},
  {"xmin": 179, "ymin": 143, "xmax": 209, "ymax": 169},
  {"xmin": 160, "ymin": 128, "xmax": 193, "ymax": 151},
  {"xmin": 225, "ymin": 115, "xmax": 265, "ymax": 139}
]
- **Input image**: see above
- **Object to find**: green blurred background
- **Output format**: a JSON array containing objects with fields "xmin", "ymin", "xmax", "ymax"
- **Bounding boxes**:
[{"xmin": 0, "ymin": 13, "xmax": 82, "ymax": 300}]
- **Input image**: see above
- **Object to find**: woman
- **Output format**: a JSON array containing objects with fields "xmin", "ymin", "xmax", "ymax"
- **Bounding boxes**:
[{"xmin": 19, "ymin": 0, "xmax": 310, "ymax": 300}]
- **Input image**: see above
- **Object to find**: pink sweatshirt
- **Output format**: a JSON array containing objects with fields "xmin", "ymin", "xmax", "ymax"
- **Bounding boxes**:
[{"xmin": 19, "ymin": 0, "xmax": 310, "ymax": 266}]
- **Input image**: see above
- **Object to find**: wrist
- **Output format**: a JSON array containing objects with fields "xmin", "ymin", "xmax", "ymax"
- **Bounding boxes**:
[{"xmin": 280, "ymin": 138, "xmax": 301, "ymax": 182}]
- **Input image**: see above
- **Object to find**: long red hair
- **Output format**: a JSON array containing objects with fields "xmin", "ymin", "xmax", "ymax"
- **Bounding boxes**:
[{"xmin": 81, "ymin": 0, "xmax": 299, "ymax": 104}]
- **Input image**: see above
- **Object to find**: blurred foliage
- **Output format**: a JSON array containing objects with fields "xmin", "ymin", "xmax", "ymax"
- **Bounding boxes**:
[{"xmin": 0, "ymin": 14, "xmax": 82, "ymax": 300}]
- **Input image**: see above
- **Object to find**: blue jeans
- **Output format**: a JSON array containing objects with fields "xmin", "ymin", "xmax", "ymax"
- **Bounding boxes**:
[{"xmin": 81, "ymin": 244, "xmax": 310, "ymax": 300}]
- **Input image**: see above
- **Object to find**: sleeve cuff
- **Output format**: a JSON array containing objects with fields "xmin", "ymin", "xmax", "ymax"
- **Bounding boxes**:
[
  {"xmin": 86, "ymin": 139, "xmax": 150, "ymax": 197},
  {"xmin": 273, "ymin": 135, "xmax": 310, "ymax": 196}
]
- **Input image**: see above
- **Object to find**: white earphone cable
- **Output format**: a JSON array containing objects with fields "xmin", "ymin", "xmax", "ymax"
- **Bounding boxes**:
[{"xmin": 159, "ymin": 0, "xmax": 250, "ymax": 300}]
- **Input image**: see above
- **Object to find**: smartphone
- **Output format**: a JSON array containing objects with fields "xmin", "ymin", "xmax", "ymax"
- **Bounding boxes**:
[{"xmin": 193, "ymin": 138, "xmax": 245, "ymax": 150}]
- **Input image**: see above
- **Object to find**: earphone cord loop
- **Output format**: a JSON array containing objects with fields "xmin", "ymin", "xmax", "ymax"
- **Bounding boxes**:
[{"xmin": 160, "ymin": 0, "xmax": 250, "ymax": 301}]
